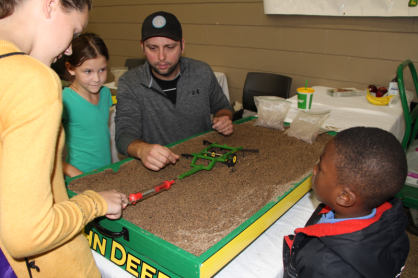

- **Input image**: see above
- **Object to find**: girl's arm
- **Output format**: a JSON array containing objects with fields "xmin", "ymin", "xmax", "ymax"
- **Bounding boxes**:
[
  {"xmin": 1, "ymin": 64, "xmax": 127, "ymax": 259},
  {"xmin": 62, "ymin": 161, "xmax": 83, "ymax": 178}
]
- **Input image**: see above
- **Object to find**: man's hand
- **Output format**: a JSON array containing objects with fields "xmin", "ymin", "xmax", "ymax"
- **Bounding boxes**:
[
  {"xmin": 128, "ymin": 140, "xmax": 179, "ymax": 171},
  {"xmin": 213, "ymin": 115, "xmax": 233, "ymax": 135}
]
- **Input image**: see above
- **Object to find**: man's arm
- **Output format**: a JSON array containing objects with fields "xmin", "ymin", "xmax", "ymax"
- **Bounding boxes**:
[
  {"xmin": 213, "ymin": 109, "xmax": 233, "ymax": 136},
  {"xmin": 127, "ymin": 139, "xmax": 179, "ymax": 171},
  {"xmin": 115, "ymin": 72, "xmax": 180, "ymax": 171},
  {"xmin": 206, "ymin": 69, "xmax": 234, "ymax": 136},
  {"xmin": 214, "ymin": 109, "xmax": 232, "ymax": 119},
  {"xmin": 115, "ymin": 75, "xmax": 144, "ymax": 157}
]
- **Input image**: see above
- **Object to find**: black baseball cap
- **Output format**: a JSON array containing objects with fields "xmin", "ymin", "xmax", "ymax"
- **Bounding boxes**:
[{"xmin": 141, "ymin": 11, "xmax": 182, "ymax": 42}]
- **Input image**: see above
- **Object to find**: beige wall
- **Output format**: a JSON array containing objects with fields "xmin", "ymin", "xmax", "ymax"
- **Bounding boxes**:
[{"xmin": 86, "ymin": 0, "xmax": 418, "ymax": 104}]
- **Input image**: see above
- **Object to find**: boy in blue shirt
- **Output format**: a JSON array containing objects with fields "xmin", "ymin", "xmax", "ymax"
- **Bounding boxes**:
[{"xmin": 283, "ymin": 127, "xmax": 410, "ymax": 278}]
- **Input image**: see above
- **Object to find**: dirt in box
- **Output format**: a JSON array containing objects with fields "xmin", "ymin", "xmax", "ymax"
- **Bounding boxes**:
[{"xmin": 68, "ymin": 120, "xmax": 332, "ymax": 256}]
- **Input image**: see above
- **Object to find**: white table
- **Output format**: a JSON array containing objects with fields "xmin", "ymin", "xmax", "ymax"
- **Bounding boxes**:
[
  {"xmin": 106, "ymin": 71, "xmax": 230, "ymax": 163},
  {"xmin": 284, "ymin": 86, "xmax": 411, "ymax": 142},
  {"xmin": 244, "ymin": 86, "xmax": 411, "ymax": 143}
]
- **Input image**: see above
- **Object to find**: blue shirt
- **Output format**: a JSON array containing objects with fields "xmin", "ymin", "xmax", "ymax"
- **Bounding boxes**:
[
  {"xmin": 317, "ymin": 208, "xmax": 377, "ymax": 224},
  {"xmin": 62, "ymin": 86, "xmax": 113, "ymax": 173}
]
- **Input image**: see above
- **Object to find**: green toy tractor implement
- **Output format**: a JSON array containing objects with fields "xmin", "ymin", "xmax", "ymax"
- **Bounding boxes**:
[
  {"xmin": 128, "ymin": 141, "xmax": 259, "ymax": 204},
  {"xmin": 179, "ymin": 140, "xmax": 258, "ymax": 180}
]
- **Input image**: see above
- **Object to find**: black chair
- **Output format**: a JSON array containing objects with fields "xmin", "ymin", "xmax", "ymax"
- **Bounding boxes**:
[
  {"xmin": 242, "ymin": 72, "xmax": 292, "ymax": 112},
  {"xmin": 124, "ymin": 58, "xmax": 146, "ymax": 70}
]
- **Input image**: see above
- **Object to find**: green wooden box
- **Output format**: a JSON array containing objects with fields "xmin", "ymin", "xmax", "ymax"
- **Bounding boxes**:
[{"xmin": 65, "ymin": 117, "xmax": 331, "ymax": 278}]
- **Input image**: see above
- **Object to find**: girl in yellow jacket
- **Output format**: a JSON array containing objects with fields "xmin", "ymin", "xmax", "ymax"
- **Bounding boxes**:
[{"xmin": 0, "ymin": 0, "xmax": 128, "ymax": 277}]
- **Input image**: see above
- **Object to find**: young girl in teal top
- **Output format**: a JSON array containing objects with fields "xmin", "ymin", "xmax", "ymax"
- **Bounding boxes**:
[{"xmin": 62, "ymin": 33, "xmax": 113, "ymax": 177}]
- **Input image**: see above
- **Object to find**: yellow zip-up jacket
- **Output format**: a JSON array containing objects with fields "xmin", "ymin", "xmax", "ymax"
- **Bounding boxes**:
[{"xmin": 0, "ymin": 41, "xmax": 107, "ymax": 277}]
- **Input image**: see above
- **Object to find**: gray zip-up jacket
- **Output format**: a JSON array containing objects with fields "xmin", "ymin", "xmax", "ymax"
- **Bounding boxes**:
[{"xmin": 115, "ymin": 57, "xmax": 232, "ymax": 156}]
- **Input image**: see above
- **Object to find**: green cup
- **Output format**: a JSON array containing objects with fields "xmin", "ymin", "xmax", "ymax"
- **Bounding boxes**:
[{"xmin": 297, "ymin": 87, "xmax": 314, "ymax": 109}]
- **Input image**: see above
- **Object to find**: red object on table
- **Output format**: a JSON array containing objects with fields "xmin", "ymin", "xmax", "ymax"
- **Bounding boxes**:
[
  {"xmin": 376, "ymin": 87, "xmax": 388, "ymax": 97},
  {"xmin": 129, "ymin": 180, "xmax": 175, "ymax": 204}
]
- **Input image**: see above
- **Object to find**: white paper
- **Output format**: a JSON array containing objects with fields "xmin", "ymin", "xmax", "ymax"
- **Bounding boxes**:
[{"xmin": 264, "ymin": 0, "xmax": 418, "ymax": 16}]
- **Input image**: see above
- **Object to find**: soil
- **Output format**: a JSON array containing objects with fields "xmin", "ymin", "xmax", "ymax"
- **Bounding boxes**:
[{"xmin": 68, "ymin": 120, "xmax": 332, "ymax": 256}]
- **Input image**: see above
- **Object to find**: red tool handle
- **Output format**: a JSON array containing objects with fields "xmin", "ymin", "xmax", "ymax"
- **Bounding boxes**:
[
  {"xmin": 129, "ymin": 180, "xmax": 175, "ymax": 205},
  {"xmin": 128, "ymin": 192, "xmax": 143, "ymax": 204},
  {"xmin": 154, "ymin": 180, "xmax": 174, "ymax": 192}
]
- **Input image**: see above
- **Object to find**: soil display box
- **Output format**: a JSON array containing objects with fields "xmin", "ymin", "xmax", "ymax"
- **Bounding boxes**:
[{"xmin": 66, "ymin": 118, "xmax": 333, "ymax": 278}]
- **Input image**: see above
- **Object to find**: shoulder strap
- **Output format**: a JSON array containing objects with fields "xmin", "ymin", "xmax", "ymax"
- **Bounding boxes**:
[{"xmin": 0, "ymin": 52, "xmax": 26, "ymax": 59}]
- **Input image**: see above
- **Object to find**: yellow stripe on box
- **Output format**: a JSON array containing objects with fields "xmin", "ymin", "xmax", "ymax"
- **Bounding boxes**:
[{"xmin": 201, "ymin": 176, "xmax": 312, "ymax": 278}]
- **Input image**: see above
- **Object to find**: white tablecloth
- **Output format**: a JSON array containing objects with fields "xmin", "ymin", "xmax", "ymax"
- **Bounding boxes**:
[
  {"xmin": 244, "ymin": 86, "xmax": 408, "ymax": 142},
  {"xmin": 284, "ymin": 86, "xmax": 407, "ymax": 142},
  {"xmin": 214, "ymin": 72, "xmax": 230, "ymax": 101}
]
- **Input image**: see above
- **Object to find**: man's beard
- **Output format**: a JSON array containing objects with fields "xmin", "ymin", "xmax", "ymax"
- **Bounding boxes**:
[{"xmin": 150, "ymin": 60, "xmax": 180, "ymax": 78}]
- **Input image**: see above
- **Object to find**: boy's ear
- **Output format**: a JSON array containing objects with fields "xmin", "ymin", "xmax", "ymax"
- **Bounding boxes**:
[
  {"xmin": 335, "ymin": 187, "xmax": 356, "ymax": 207},
  {"xmin": 66, "ymin": 62, "xmax": 75, "ymax": 76}
]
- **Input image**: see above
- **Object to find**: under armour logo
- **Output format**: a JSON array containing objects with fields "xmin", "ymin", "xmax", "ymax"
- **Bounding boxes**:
[{"xmin": 192, "ymin": 89, "xmax": 200, "ymax": 95}]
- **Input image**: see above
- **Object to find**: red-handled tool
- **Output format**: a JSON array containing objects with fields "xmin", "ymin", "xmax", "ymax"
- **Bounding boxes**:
[{"xmin": 128, "ymin": 180, "xmax": 175, "ymax": 205}]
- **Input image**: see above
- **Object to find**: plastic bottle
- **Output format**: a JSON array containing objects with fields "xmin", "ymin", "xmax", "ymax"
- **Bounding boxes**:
[
  {"xmin": 405, "ymin": 143, "xmax": 418, "ymax": 188},
  {"xmin": 388, "ymin": 76, "xmax": 398, "ymax": 96}
]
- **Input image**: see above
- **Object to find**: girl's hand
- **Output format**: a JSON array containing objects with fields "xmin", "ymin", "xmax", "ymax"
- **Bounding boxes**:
[{"xmin": 97, "ymin": 190, "xmax": 128, "ymax": 220}]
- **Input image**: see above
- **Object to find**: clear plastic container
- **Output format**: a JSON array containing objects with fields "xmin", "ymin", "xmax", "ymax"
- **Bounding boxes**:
[
  {"xmin": 326, "ymin": 88, "xmax": 364, "ymax": 97},
  {"xmin": 388, "ymin": 77, "xmax": 398, "ymax": 96},
  {"xmin": 405, "ymin": 142, "xmax": 418, "ymax": 188}
]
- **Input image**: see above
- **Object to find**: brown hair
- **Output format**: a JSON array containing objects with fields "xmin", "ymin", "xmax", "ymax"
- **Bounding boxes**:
[
  {"xmin": 333, "ymin": 127, "xmax": 407, "ymax": 210},
  {"xmin": 0, "ymin": 0, "xmax": 92, "ymax": 19},
  {"xmin": 66, "ymin": 32, "xmax": 109, "ymax": 82}
]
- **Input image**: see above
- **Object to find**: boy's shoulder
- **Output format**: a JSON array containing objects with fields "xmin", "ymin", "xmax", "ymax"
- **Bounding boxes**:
[{"xmin": 300, "ymin": 199, "xmax": 405, "ymax": 237}]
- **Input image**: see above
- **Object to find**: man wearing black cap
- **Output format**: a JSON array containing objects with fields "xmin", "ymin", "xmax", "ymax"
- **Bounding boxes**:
[{"xmin": 115, "ymin": 11, "xmax": 234, "ymax": 171}]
